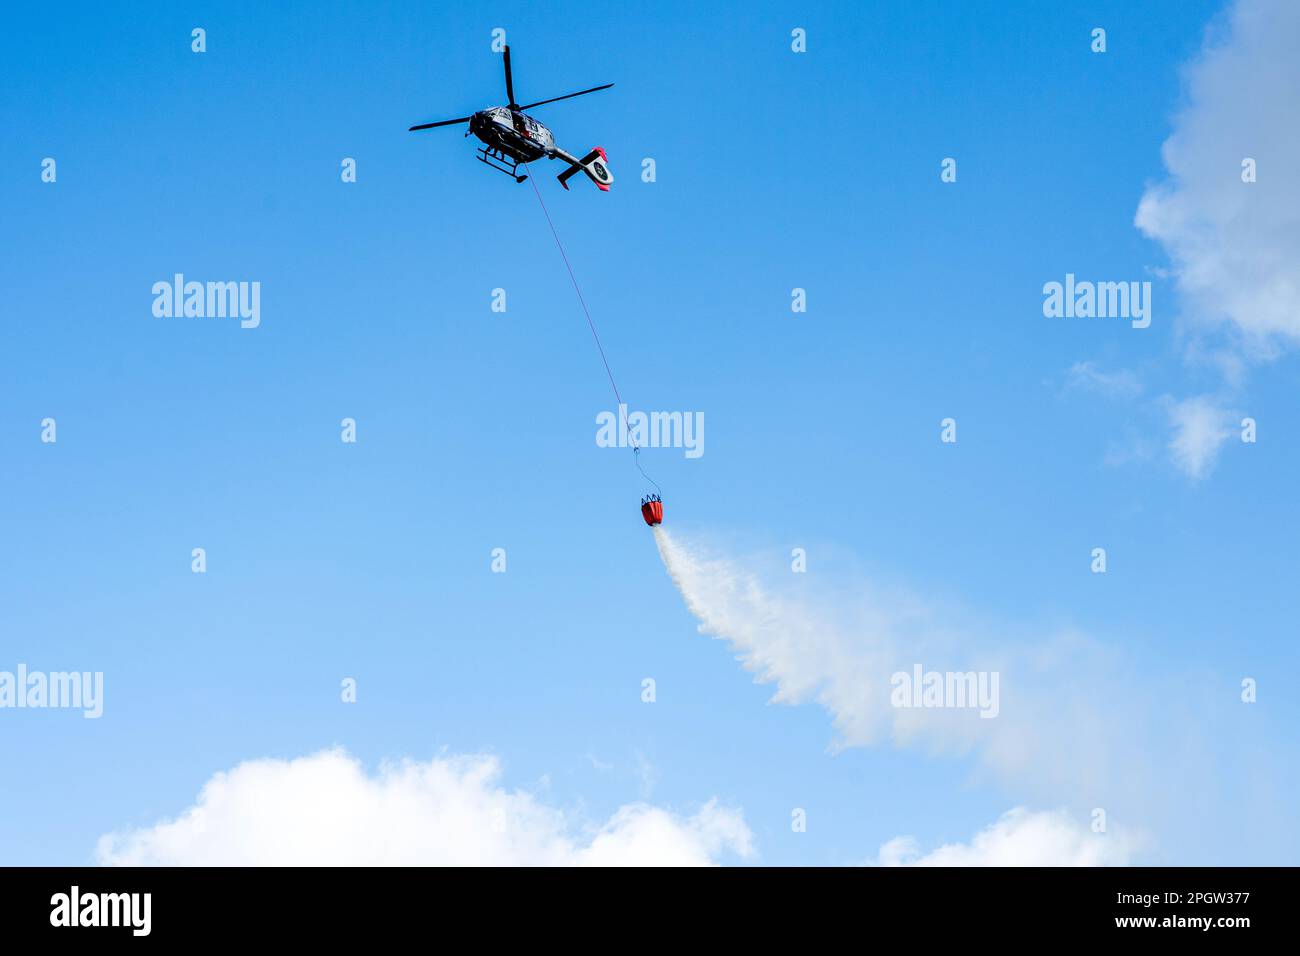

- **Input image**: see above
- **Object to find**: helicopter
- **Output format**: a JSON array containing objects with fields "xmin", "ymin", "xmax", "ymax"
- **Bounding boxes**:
[{"xmin": 408, "ymin": 45, "xmax": 614, "ymax": 191}]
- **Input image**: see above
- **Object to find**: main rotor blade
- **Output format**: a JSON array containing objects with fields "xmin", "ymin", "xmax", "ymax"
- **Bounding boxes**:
[
  {"xmin": 519, "ymin": 83, "xmax": 614, "ymax": 110},
  {"xmin": 408, "ymin": 116, "xmax": 472, "ymax": 131},
  {"xmin": 503, "ymin": 45, "xmax": 516, "ymax": 106}
]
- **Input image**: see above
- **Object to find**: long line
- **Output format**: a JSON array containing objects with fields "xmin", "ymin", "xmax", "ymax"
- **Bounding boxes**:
[
  {"xmin": 522, "ymin": 163, "xmax": 663, "ymax": 498},
  {"xmin": 523, "ymin": 162, "xmax": 625, "ymax": 410}
]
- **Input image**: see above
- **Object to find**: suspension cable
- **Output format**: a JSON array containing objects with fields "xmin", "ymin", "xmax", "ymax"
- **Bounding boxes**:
[{"xmin": 523, "ymin": 162, "xmax": 661, "ymax": 494}]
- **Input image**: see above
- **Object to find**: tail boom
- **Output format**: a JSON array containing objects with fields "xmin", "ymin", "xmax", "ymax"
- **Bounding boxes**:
[{"xmin": 553, "ymin": 146, "xmax": 613, "ymax": 192}]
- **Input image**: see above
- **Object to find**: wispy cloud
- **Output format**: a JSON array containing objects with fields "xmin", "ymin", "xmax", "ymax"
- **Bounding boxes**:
[
  {"xmin": 1165, "ymin": 394, "xmax": 1236, "ymax": 479},
  {"xmin": 1063, "ymin": 361, "xmax": 1143, "ymax": 400}
]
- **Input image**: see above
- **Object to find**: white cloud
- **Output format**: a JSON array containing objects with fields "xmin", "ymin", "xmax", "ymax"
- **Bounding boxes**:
[
  {"xmin": 1165, "ymin": 394, "xmax": 1235, "ymax": 479},
  {"xmin": 1135, "ymin": 0, "xmax": 1300, "ymax": 356},
  {"xmin": 1133, "ymin": 0, "xmax": 1298, "ymax": 477},
  {"xmin": 873, "ymin": 808, "xmax": 1134, "ymax": 867},
  {"xmin": 96, "ymin": 748, "xmax": 752, "ymax": 866}
]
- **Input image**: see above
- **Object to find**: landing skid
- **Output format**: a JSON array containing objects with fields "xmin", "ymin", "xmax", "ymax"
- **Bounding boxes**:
[{"xmin": 476, "ymin": 146, "xmax": 528, "ymax": 183}]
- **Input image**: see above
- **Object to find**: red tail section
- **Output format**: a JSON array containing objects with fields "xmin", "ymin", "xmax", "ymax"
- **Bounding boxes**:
[{"xmin": 558, "ymin": 147, "xmax": 613, "ymax": 192}]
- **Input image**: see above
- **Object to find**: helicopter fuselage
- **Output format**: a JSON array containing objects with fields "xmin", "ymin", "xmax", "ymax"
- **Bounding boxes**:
[
  {"xmin": 408, "ymin": 44, "xmax": 612, "ymax": 188},
  {"xmin": 469, "ymin": 107, "xmax": 556, "ymax": 163}
]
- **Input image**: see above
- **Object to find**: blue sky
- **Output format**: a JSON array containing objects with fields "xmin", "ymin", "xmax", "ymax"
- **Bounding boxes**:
[{"xmin": 2, "ymin": 0, "xmax": 1297, "ymax": 865}]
